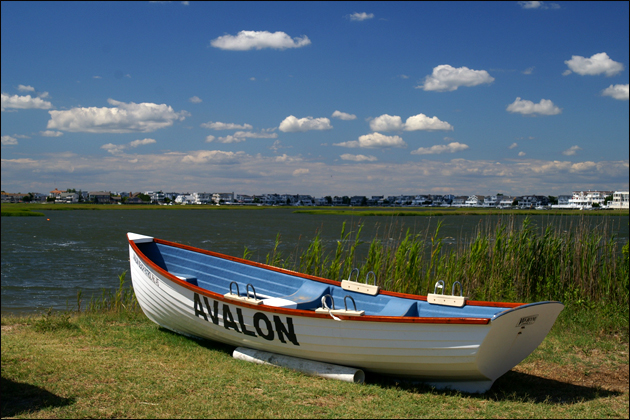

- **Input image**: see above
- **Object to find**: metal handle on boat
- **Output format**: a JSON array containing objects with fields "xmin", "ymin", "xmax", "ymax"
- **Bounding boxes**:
[
  {"xmin": 365, "ymin": 271, "xmax": 376, "ymax": 286},
  {"xmin": 246, "ymin": 284, "xmax": 258, "ymax": 300},
  {"xmin": 344, "ymin": 295, "xmax": 358, "ymax": 312},
  {"xmin": 347, "ymin": 268, "xmax": 359, "ymax": 282},
  {"xmin": 229, "ymin": 281, "xmax": 240, "ymax": 297},
  {"xmin": 321, "ymin": 294, "xmax": 335, "ymax": 310},
  {"xmin": 452, "ymin": 281, "xmax": 463, "ymax": 297},
  {"xmin": 433, "ymin": 280, "xmax": 445, "ymax": 295}
]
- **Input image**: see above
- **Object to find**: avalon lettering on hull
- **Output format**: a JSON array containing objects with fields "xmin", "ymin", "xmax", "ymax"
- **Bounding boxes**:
[{"xmin": 193, "ymin": 293, "xmax": 299, "ymax": 346}]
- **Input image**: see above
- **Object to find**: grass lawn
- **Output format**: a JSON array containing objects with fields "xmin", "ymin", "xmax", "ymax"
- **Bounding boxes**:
[{"xmin": 1, "ymin": 307, "xmax": 627, "ymax": 419}]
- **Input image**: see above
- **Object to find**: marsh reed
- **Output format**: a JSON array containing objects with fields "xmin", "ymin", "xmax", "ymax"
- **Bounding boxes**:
[{"xmin": 266, "ymin": 216, "xmax": 629, "ymax": 308}]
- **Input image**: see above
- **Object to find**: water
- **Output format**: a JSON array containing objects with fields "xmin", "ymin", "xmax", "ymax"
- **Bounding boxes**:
[{"xmin": 2, "ymin": 209, "xmax": 627, "ymax": 314}]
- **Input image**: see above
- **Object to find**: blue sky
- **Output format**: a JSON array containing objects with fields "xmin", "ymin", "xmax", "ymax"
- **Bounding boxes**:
[{"xmin": 2, "ymin": 1, "xmax": 628, "ymax": 197}]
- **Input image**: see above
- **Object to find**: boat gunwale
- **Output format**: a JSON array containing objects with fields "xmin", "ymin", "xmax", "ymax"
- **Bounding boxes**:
[{"xmin": 129, "ymin": 235, "xmax": 526, "ymax": 324}]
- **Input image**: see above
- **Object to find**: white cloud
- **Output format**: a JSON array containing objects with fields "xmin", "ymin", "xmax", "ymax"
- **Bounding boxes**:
[
  {"xmin": 411, "ymin": 142, "xmax": 469, "ymax": 155},
  {"xmin": 40, "ymin": 130, "xmax": 64, "ymax": 137},
  {"xmin": 369, "ymin": 113, "xmax": 453, "ymax": 131},
  {"xmin": 47, "ymin": 99, "xmax": 188, "ymax": 133},
  {"xmin": 293, "ymin": 168, "xmax": 310, "ymax": 176},
  {"xmin": 506, "ymin": 97, "xmax": 562, "ymax": 115},
  {"xmin": 347, "ymin": 12, "xmax": 374, "ymax": 21},
  {"xmin": 404, "ymin": 114, "xmax": 453, "ymax": 131},
  {"xmin": 1, "ymin": 135, "xmax": 18, "ymax": 145},
  {"xmin": 101, "ymin": 143, "xmax": 126, "ymax": 155},
  {"xmin": 562, "ymin": 145, "xmax": 582, "ymax": 156},
  {"xmin": 181, "ymin": 150, "xmax": 245, "ymax": 164},
  {"xmin": 205, "ymin": 135, "xmax": 216, "ymax": 143},
  {"xmin": 279, "ymin": 115, "xmax": 332, "ymax": 132},
  {"xmin": 101, "ymin": 138, "xmax": 156, "ymax": 154},
  {"xmin": 509, "ymin": 142, "xmax": 518, "ymax": 149},
  {"xmin": 602, "ymin": 84, "xmax": 629, "ymax": 100},
  {"xmin": 369, "ymin": 114, "xmax": 403, "ymax": 131},
  {"xmin": 518, "ymin": 1, "xmax": 560, "ymax": 9},
  {"xmin": 189, "ymin": 96, "xmax": 202, "ymax": 103},
  {"xmin": 564, "ymin": 52, "xmax": 624, "ymax": 77},
  {"xmin": 210, "ymin": 30, "xmax": 311, "ymax": 51},
  {"xmin": 1, "ymin": 93, "xmax": 53, "ymax": 111},
  {"xmin": 17, "ymin": 85, "xmax": 35, "ymax": 92},
  {"xmin": 419, "ymin": 65, "xmax": 494, "ymax": 92},
  {"xmin": 275, "ymin": 154, "xmax": 302, "ymax": 163},
  {"xmin": 332, "ymin": 110, "xmax": 357, "ymax": 120},
  {"xmin": 522, "ymin": 67, "xmax": 535, "ymax": 75},
  {"xmin": 334, "ymin": 132, "xmax": 406, "ymax": 148},
  {"xmin": 201, "ymin": 121, "xmax": 253, "ymax": 130},
  {"xmin": 518, "ymin": 151, "xmax": 526, "ymax": 156},
  {"xmin": 215, "ymin": 131, "xmax": 278, "ymax": 144},
  {"xmin": 340, "ymin": 154, "xmax": 378, "ymax": 162},
  {"xmin": 129, "ymin": 138, "xmax": 157, "ymax": 148}
]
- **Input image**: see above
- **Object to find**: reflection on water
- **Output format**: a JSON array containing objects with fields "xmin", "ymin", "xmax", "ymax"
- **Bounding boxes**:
[{"xmin": 2, "ymin": 209, "xmax": 627, "ymax": 314}]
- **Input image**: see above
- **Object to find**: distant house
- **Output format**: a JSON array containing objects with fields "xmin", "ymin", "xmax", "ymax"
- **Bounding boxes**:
[
  {"xmin": 88, "ymin": 191, "xmax": 111, "ymax": 204},
  {"xmin": 464, "ymin": 195, "xmax": 483, "ymax": 207},
  {"xmin": 1, "ymin": 192, "xmax": 29, "ymax": 203},
  {"xmin": 451, "ymin": 196, "xmax": 467, "ymax": 207}
]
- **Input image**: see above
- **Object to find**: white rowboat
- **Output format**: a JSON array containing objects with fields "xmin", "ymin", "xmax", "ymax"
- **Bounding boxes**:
[{"xmin": 128, "ymin": 232, "xmax": 563, "ymax": 393}]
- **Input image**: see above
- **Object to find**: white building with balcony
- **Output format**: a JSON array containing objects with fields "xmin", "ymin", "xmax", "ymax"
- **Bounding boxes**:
[{"xmin": 610, "ymin": 191, "xmax": 629, "ymax": 209}]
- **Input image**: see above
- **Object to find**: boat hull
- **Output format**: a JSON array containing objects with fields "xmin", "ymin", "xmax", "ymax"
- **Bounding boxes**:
[{"xmin": 128, "ymin": 234, "xmax": 562, "ymax": 393}]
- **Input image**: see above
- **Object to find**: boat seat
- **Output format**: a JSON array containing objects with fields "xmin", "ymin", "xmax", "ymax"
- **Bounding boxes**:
[
  {"xmin": 171, "ymin": 273, "xmax": 198, "ymax": 287},
  {"xmin": 373, "ymin": 299, "xmax": 418, "ymax": 317},
  {"xmin": 276, "ymin": 282, "xmax": 330, "ymax": 310}
]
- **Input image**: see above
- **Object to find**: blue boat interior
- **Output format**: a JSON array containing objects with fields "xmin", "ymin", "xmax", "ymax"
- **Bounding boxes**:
[{"xmin": 137, "ymin": 241, "xmax": 506, "ymax": 319}]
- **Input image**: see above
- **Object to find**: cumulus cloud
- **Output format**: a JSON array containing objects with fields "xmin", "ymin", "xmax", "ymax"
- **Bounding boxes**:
[
  {"xmin": 332, "ymin": 110, "xmax": 357, "ymax": 120},
  {"xmin": 369, "ymin": 114, "xmax": 403, "ymax": 131},
  {"xmin": 201, "ymin": 121, "xmax": 253, "ymax": 130},
  {"xmin": 212, "ymin": 131, "xmax": 278, "ymax": 144},
  {"xmin": 564, "ymin": 52, "xmax": 624, "ymax": 77},
  {"xmin": 279, "ymin": 116, "xmax": 332, "ymax": 132},
  {"xmin": 518, "ymin": 1, "xmax": 560, "ymax": 9},
  {"xmin": 411, "ymin": 142, "xmax": 469, "ymax": 155},
  {"xmin": 1, "ymin": 135, "xmax": 18, "ymax": 145},
  {"xmin": 506, "ymin": 97, "xmax": 562, "ymax": 115},
  {"xmin": 518, "ymin": 151, "xmax": 527, "ymax": 156},
  {"xmin": 509, "ymin": 142, "xmax": 518, "ymax": 149},
  {"xmin": 181, "ymin": 150, "xmax": 244, "ymax": 164},
  {"xmin": 340, "ymin": 154, "xmax": 378, "ymax": 162},
  {"xmin": 334, "ymin": 132, "xmax": 406, "ymax": 148},
  {"xmin": 419, "ymin": 64, "xmax": 494, "ymax": 92},
  {"xmin": 347, "ymin": 12, "xmax": 374, "ymax": 21},
  {"xmin": 189, "ymin": 96, "xmax": 202, "ymax": 103},
  {"xmin": 602, "ymin": 84, "xmax": 629, "ymax": 100},
  {"xmin": 129, "ymin": 138, "xmax": 157, "ymax": 148},
  {"xmin": 47, "ymin": 99, "xmax": 188, "ymax": 133},
  {"xmin": 404, "ymin": 114, "xmax": 453, "ymax": 131},
  {"xmin": 562, "ymin": 145, "xmax": 582, "ymax": 156},
  {"xmin": 17, "ymin": 85, "xmax": 35, "ymax": 92},
  {"xmin": 1, "ymin": 93, "xmax": 53, "ymax": 111},
  {"xmin": 293, "ymin": 168, "xmax": 309, "ymax": 176},
  {"xmin": 101, "ymin": 138, "xmax": 157, "ymax": 154},
  {"xmin": 40, "ymin": 130, "xmax": 63, "ymax": 137},
  {"xmin": 369, "ymin": 113, "xmax": 453, "ymax": 131},
  {"xmin": 210, "ymin": 30, "xmax": 311, "ymax": 51}
]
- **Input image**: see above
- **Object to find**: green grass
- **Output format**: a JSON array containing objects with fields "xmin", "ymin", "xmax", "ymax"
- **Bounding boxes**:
[
  {"xmin": 2, "ymin": 303, "xmax": 628, "ymax": 419},
  {"xmin": 1, "ymin": 203, "xmax": 266, "ymax": 213},
  {"xmin": 293, "ymin": 207, "xmax": 630, "ymax": 217},
  {"xmin": 0, "ymin": 206, "xmax": 45, "ymax": 217}
]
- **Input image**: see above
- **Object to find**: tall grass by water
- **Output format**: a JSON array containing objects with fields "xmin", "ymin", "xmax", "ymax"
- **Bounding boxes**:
[{"xmin": 265, "ymin": 216, "xmax": 629, "ymax": 311}]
